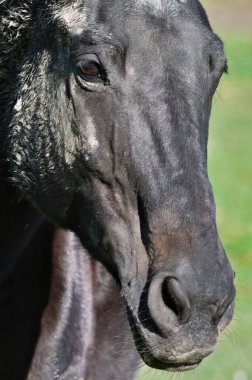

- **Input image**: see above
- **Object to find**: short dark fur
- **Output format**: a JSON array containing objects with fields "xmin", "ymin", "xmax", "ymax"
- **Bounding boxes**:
[{"xmin": 0, "ymin": 0, "xmax": 235, "ymax": 379}]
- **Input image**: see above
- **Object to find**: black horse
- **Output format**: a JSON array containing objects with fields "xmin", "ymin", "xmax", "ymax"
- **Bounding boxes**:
[{"xmin": 0, "ymin": 0, "xmax": 235, "ymax": 379}]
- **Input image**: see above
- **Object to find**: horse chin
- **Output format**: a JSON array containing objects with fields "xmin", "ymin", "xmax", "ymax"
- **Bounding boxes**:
[
  {"xmin": 134, "ymin": 331, "xmax": 214, "ymax": 373},
  {"xmin": 126, "ymin": 304, "xmax": 218, "ymax": 373},
  {"xmin": 140, "ymin": 344, "xmax": 213, "ymax": 372},
  {"xmin": 142, "ymin": 358, "xmax": 201, "ymax": 372}
]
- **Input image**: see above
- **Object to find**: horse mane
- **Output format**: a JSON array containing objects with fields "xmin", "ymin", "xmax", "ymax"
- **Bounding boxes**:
[
  {"xmin": 0, "ymin": 0, "xmax": 73, "ymax": 121},
  {"xmin": 0, "ymin": 0, "xmax": 33, "ymax": 120}
]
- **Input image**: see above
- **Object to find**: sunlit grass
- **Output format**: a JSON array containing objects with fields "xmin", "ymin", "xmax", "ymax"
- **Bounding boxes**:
[{"xmin": 136, "ymin": 28, "xmax": 252, "ymax": 380}]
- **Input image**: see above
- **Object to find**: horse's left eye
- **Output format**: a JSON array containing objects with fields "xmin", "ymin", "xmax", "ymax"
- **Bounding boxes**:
[
  {"xmin": 77, "ymin": 53, "xmax": 107, "ymax": 83},
  {"xmin": 79, "ymin": 61, "xmax": 100, "ymax": 78}
]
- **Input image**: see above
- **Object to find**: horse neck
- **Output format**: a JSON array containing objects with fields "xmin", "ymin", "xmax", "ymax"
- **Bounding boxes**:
[
  {"xmin": 0, "ymin": 171, "xmax": 55, "ymax": 378},
  {"xmin": 0, "ymin": 173, "xmax": 50, "ymax": 281}
]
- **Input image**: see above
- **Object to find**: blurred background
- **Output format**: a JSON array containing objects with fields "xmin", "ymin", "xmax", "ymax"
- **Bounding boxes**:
[{"xmin": 136, "ymin": 0, "xmax": 252, "ymax": 379}]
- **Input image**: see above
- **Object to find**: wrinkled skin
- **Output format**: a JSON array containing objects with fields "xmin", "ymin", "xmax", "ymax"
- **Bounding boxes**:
[{"xmin": 4, "ymin": 0, "xmax": 235, "ymax": 373}]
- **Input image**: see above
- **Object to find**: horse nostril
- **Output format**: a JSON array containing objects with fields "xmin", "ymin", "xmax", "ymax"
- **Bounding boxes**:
[
  {"xmin": 162, "ymin": 277, "xmax": 191, "ymax": 324},
  {"xmin": 147, "ymin": 274, "xmax": 191, "ymax": 337}
]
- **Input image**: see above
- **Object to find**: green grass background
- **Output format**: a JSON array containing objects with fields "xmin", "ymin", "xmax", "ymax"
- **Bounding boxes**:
[{"xmin": 136, "ymin": 1, "xmax": 252, "ymax": 379}]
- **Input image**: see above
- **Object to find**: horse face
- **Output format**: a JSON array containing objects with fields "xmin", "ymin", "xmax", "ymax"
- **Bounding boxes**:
[{"xmin": 8, "ymin": 0, "xmax": 235, "ymax": 371}]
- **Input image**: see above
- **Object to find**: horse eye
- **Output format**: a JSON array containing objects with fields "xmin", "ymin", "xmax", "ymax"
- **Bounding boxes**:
[{"xmin": 79, "ymin": 61, "xmax": 100, "ymax": 78}]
